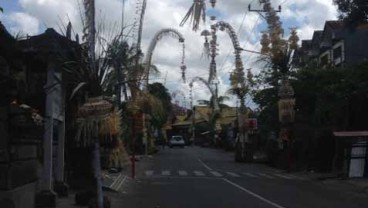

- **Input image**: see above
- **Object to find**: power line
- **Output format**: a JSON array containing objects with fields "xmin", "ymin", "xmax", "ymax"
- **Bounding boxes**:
[
  {"xmin": 242, "ymin": 15, "xmax": 261, "ymax": 63},
  {"xmin": 280, "ymin": 0, "xmax": 290, "ymax": 5},
  {"xmin": 228, "ymin": 15, "xmax": 261, "ymax": 71}
]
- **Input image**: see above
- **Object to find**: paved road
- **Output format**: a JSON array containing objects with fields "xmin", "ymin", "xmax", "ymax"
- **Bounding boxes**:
[{"xmin": 111, "ymin": 146, "xmax": 368, "ymax": 208}]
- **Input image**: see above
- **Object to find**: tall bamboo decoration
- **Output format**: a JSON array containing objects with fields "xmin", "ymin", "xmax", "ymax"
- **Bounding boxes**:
[
  {"xmin": 129, "ymin": 0, "xmax": 148, "ymax": 179},
  {"xmin": 212, "ymin": 21, "xmax": 249, "ymax": 162},
  {"xmin": 141, "ymin": 28, "xmax": 186, "ymax": 156},
  {"xmin": 259, "ymin": 0, "xmax": 297, "ymax": 170},
  {"xmin": 201, "ymin": 19, "xmax": 249, "ymax": 161}
]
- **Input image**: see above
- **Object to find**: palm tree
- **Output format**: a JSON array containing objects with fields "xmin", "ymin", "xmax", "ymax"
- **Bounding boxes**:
[
  {"xmin": 198, "ymin": 95, "xmax": 229, "ymax": 145},
  {"xmin": 104, "ymin": 38, "xmax": 159, "ymax": 101}
]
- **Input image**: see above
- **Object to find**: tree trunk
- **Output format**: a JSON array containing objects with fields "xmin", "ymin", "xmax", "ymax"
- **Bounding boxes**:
[{"xmin": 93, "ymin": 140, "xmax": 103, "ymax": 208}]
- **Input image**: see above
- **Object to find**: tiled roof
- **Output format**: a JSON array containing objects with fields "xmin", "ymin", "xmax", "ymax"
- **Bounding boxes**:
[
  {"xmin": 326, "ymin": 20, "xmax": 345, "ymax": 29},
  {"xmin": 171, "ymin": 106, "xmax": 239, "ymax": 126}
]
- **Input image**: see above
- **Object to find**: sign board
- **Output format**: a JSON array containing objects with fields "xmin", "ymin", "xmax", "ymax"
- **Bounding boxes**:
[{"xmin": 246, "ymin": 118, "xmax": 257, "ymax": 130}]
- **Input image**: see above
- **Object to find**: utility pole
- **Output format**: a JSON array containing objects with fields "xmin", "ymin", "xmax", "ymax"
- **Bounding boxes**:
[
  {"xmin": 248, "ymin": 3, "xmax": 281, "ymax": 12},
  {"xmin": 121, "ymin": 0, "xmax": 125, "ymax": 37},
  {"xmin": 164, "ymin": 71, "xmax": 168, "ymax": 86},
  {"xmin": 116, "ymin": 0, "xmax": 126, "ymax": 107},
  {"xmin": 248, "ymin": 1, "xmax": 281, "ymax": 20},
  {"xmin": 190, "ymin": 83, "xmax": 195, "ymax": 145},
  {"xmin": 249, "ymin": 0, "xmax": 295, "ymax": 171}
]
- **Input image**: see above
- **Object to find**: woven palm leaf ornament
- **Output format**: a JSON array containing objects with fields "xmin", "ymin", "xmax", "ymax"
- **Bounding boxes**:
[
  {"xmin": 181, "ymin": 44, "xmax": 186, "ymax": 82},
  {"xmin": 75, "ymin": 97, "xmax": 114, "ymax": 146},
  {"xmin": 180, "ymin": 0, "xmax": 217, "ymax": 31},
  {"xmin": 201, "ymin": 29, "xmax": 211, "ymax": 59}
]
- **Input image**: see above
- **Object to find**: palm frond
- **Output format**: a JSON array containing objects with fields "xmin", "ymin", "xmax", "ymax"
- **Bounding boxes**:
[
  {"xmin": 180, "ymin": 0, "xmax": 206, "ymax": 31},
  {"xmin": 70, "ymin": 82, "xmax": 87, "ymax": 100}
]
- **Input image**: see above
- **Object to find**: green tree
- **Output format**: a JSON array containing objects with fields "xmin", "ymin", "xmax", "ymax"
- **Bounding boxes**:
[
  {"xmin": 148, "ymin": 82, "xmax": 172, "ymax": 143},
  {"xmin": 147, "ymin": 82, "xmax": 172, "ymax": 129},
  {"xmin": 103, "ymin": 38, "xmax": 159, "ymax": 100},
  {"xmin": 294, "ymin": 62, "xmax": 368, "ymax": 130},
  {"xmin": 334, "ymin": 0, "xmax": 368, "ymax": 27}
]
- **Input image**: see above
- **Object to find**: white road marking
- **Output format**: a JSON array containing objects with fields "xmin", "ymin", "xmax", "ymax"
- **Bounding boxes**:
[
  {"xmin": 194, "ymin": 170, "xmax": 205, "ymax": 176},
  {"xmin": 210, "ymin": 171, "xmax": 223, "ymax": 177},
  {"xmin": 226, "ymin": 172, "xmax": 240, "ymax": 177},
  {"xmin": 289, "ymin": 175, "xmax": 308, "ymax": 180},
  {"xmin": 274, "ymin": 173, "xmax": 294, "ymax": 180},
  {"xmin": 104, "ymin": 175, "xmax": 117, "ymax": 180},
  {"xmin": 145, "ymin": 170, "xmax": 154, "ymax": 176},
  {"xmin": 223, "ymin": 178, "xmax": 287, "ymax": 208},
  {"xmin": 115, "ymin": 175, "xmax": 127, "ymax": 191},
  {"xmin": 198, "ymin": 158, "xmax": 213, "ymax": 171},
  {"xmin": 178, "ymin": 170, "xmax": 188, "ymax": 176},
  {"xmin": 257, "ymin": 173, "xmax": 275, "ymax": 179},
  {"xmin": 109, "ymin": 173, "xmax": 122, "ymax": 188},
  {"xmin": 243, "ymin": 172, "xmax": 258, "ymax": 178},
  {"xmin": 162, "ymin": 170, "xmax": 170, "ymax": 176}
]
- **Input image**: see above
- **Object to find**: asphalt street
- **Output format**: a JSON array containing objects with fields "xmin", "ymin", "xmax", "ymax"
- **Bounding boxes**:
[{"xmin": 110, "ymin": 146, "xmax": 368, "ymax": 208}]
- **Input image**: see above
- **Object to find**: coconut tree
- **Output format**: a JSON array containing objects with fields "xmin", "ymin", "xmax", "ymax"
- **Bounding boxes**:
[
  {"xmin": 103, "ymin": 38, "xmax": 160, "ymax": 102},
  {"xmin": 62, "ymin": 1, "xmax": 115, "ymax": 207}
]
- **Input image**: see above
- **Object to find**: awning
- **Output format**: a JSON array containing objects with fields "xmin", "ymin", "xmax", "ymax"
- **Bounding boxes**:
[
  {"xmin": 171, "ymin": 120, "xmax": 192, "ymax": 126},
  {"xmin": 171, "ymin": 119, "xmax": 206, "ymax": 126},
  {"xmin": 201, "ymin": 131, "xmax": 210, "ymax": 135},
  {"xmin": 333, "ymin": 131, "xmax": 368, "ymax": 137}
]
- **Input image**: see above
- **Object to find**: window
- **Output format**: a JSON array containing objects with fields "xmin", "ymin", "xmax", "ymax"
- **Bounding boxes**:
[
  {"xmin": 333, "ymin": 46, "xmax": 342, "ymax": 60},
  {"xmin": 320, "ymin": 54, "xmax": 329, "ymax": 66}
]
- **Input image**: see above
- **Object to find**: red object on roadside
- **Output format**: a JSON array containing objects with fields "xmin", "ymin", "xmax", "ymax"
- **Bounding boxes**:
[{"xmin": 246, "ymin": 118, "xmax": 257, "ymax": 130}]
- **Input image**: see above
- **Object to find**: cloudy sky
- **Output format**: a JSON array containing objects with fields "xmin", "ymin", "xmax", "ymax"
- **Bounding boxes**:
[{"xmin": 0, "ymin": 0, "xmax": 339, "ymax": 108}]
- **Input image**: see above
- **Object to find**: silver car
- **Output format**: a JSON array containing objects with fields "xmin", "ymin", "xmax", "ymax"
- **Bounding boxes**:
[{"xmin": 168, "ymin": 136, "xmax": 185, "ymax": 148}]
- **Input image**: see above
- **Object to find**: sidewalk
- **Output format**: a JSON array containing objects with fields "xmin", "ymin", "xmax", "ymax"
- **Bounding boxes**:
[
  {"xmin": 54, "ymin": 153, "xmax": 153, "ymax": 208},
  {"xmin": 290, "ymin": 170, "xmax": 368, "ymax": 196},
  {"xmin": 55, "ymin": 168, "xmax": 131, "ymax": 207}
]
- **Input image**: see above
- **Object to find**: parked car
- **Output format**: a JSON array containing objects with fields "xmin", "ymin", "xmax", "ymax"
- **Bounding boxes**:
[
  {"xmin": 168, "ymin": 136, "xmax": 185, "ymax": 148},
  {"xmin": 253, "ymin": 151, "xmax": 268, "ymax": 163}
]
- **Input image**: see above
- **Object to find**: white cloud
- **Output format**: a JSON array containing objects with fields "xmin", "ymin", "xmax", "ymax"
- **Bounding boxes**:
[
  {"xmin": 7, "ymin": 12, "xmax": 40, "ymax": 35},
  {"xmin": 281, "ymin": 0, "xmax": 338, "ymax": 40},
  {"xmin": 2, "ymin": 0, "xmax": 339, "ymax": 108}
]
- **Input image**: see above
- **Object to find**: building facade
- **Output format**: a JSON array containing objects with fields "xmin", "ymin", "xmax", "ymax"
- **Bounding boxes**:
[{"xmin": 299, "ymin": 21, "xmax": 368, "ymax": 68}]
